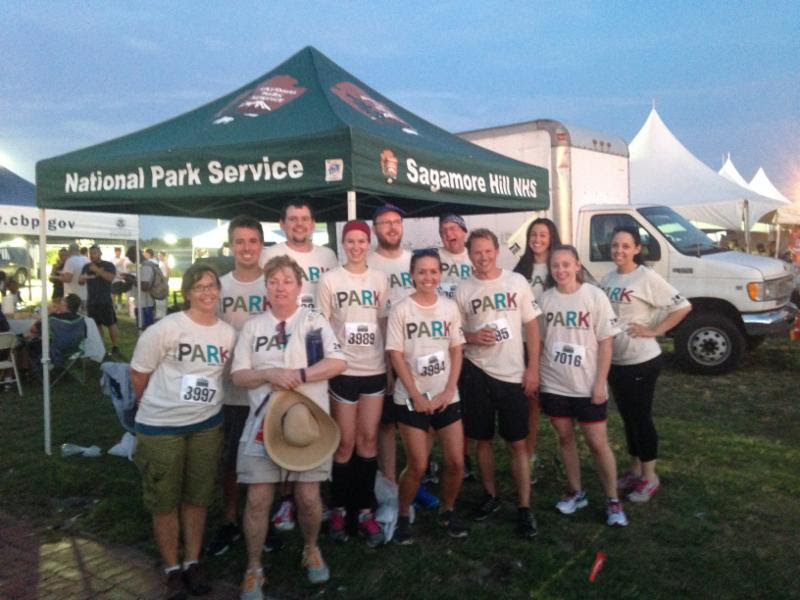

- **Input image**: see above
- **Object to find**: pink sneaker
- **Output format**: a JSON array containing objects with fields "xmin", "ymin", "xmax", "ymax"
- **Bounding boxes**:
[
  {"xmin": 329, "ymin": 508, "xmax": 348, "ymax": 543},
  {"xmin": 272, "ymin": 498, "xmax": 296, "ymax": 532},
  {"xmin": 357, "ymin": 511, "xmax": 385, "ymax": 548},
  {"xmin": 628, "ymin": 479, "xmax": 661, "ymax": 503},
  {"xmin": 616, "ymin": 471, "xmax": 642, "ymax": 493}
]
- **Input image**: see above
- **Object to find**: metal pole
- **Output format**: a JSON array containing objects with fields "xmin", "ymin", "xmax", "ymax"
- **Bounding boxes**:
[
  {"xmin": 347, "ymin": 190, "xmax": 357, "ymax": 221},
  {"xmin": 38, "ymin": 209, "xmax": 51, "ymax": 455},
  {"xmin": 136, "ymin": 238, "xmax": 143, "ymax": 332}
]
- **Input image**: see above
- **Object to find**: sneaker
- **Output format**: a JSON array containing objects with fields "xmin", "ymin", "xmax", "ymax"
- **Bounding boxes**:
[
  {"xmin": 438, "ymin": 509, "xmax": 468, "ymax": 538},
  {"xmin": 263, "ymin": 532, "xmax": 283, "ymax": 553},
  {"xmin": 357, "ymin": 511, "xmax": 385, "ymax": 547},
  {"xmin": 555, "ymin": 490, "xmax": 588, "ymax": 515},
  {"xmin": 529, "ymin": 454, "xmax": 539, "ymax": 486},
  {"xmin": 422, "ymin": 459, "xmax": 440, "ymax": 485},
  {"xmin": 516, "ymin": 508, "xmax": 538, "ymax": 539},
  {"xmin": 240, "ymin": 567, "xmax": 265, "ymax": 600},
  {"xmin": 272, "ymin": 498, "xmax": 296, "ymax": 532},
  {"xmin": 182, "ymin": 563, "xmax": 211, "ymax": 596},
  {"xmin": 206, "ymin": 522, "xmax": 241, "ymax": 556},
  {"xmin": 413, "ymin": 484, "xmax": 440, "ymax": 510},
  {"xmin": 606, "ymin": 498, "xmax": 629, "ymax": 527},
  {"xmin": 302, "ymin": 545, "xmax": 330, "ymax": 584},
  {"xmin": 329, "ymin": 508, "xmax": 348, "ymax": 543},
  {"xmin": 473, "ymin": 494, "xmax": 501, "ymax": 521},
  {"xmin": 393, "ymin": 516, "xmax": 413, "ymax": 545},
  {"xmin": 617, "ymin": 471, "xmax": 642, "ymax": 493},
  {"xmin": 165, "ymin": 569, "xmax": 186, "ymax": 600},
  {"xmin": 628, "ymin": 479, "xmax": 661, "ymax": 503},
  {"xmin": 463, "ymin": 455, "xmax": 477, "ymax": 481}
]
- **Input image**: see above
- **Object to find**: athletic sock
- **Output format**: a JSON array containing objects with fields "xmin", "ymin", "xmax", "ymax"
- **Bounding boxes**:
[
  {"xmin": 353, "ymin": 454, "xmax": 378, "ymax": 510},
  {"xmin": 331, "ymin": 459, "xmax": 354, "ymax": 508}
]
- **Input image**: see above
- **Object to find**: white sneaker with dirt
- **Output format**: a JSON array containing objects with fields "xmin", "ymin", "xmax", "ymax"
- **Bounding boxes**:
[
  {"xmin": 556, "ymin": 490, "xmax": 588, "ymax": 515},
  {"xmin": 240, "ymin": 567, "xmax": 265, "ymax": 600},
  {"xmin": 272, "ymin": 498, "xmax": 296, "ymax": 532},
  {"xmin": 606, "ymin": 499, "xmax": 629, "ymax": 527},
  {"xmin": 302, "ymin": 545, "xmax": 330, "ymax": 584},
  {"xmin": 628, "ymin": 479, "xmax": 661, "ymax": 503}
]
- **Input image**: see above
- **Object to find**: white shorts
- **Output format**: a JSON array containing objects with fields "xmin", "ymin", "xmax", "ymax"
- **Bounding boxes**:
[{"xmin": 236, "ymin": 442, "xmax": 332, "ymax": 484}]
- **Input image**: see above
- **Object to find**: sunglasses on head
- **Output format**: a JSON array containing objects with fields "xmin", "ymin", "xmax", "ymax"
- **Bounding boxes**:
[{"xmin": 412, "ymin": 248, "xmax": 440, "ymax": 258}]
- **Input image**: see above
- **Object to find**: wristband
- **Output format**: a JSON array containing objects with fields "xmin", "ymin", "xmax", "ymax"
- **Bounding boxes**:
[{"xmin": 299, "ymin": 368, "xmax": 307, "ymax": 383}]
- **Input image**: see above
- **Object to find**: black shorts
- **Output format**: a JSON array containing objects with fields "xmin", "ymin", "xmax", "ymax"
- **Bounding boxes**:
[
  {"xmin": 539, "ymin": 392, "xmax": 607, "ymax": 424},
  {"xmin": 221, "ymin": 405, "xmax": 250, "ymax": 470},
  {"xmin": 329, "ymin": 373, "xmax": 386, "ymax": 404},
  {"xmin": 87, "ymin": 302, "xmax": 117, "ymax": 327},
  {"xmin": 381, "ymin": 394, "xmax": 397, "ymax": 425},
  {"xmin": 457, "ymin": 359, "xmax": 529, "ymax": 442},
  {"xmin": 395, "ymin": 401, "xmax": 462, "ymax": 432}
]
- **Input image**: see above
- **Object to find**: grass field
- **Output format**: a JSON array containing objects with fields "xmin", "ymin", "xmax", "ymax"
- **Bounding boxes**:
[{"xmin": 1, "ymin": 316, "xmax": 798, "ymax": 599}]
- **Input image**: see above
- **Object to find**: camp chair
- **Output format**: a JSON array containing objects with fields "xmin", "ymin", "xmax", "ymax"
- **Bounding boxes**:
[
  {"xmin": 0, "ymin": 332, "xmax": 23, "ymax": 396},
  {"xmin": 48, "ymin": 315, "xmax": 88, "ymax": 386}
]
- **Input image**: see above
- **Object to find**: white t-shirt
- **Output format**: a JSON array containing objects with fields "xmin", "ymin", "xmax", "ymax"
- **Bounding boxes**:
[
  {"xmin": 63, "ymin": 255, "xmax": 90, "ymax": 302},
  {"xmin": 219, "ymin": 272, "xmax": 269, "ymax": 406},
  {"xmin": 539, "ymin": 283, "xmax": 621, "ymax": 398},
  {"xmin": 455, "ymin": 269, "xmax": 542, "ymax": 383},
  {"xmin": 231, "ymin": 307, "xmax": 345, "ymax": 439},
  {"xmin": 600, "ymin": 265, "xmax": 691, "ymax": 366},
  {"xmin": 260, "ymin": 243, "xmax": 339, "ymax": 309},
  {"xmin": 138, "ymin": 261, "xmax": 157, "ymax": 308},
  {"xmin": 386, "ymin": 295, "xmax": 465, "ymax": 404},
  {"xmin": 438, "ymin": 248, "xmax": 472, "ymax": 299},
  {"xmin": 528, "ymin": 262, "xmax": 550, "ymax": 303},
  {"xmin": 131, "ymin": 311, "xmax": 236, "ymax": 427},
  {"xmin": 367, "ymin": 249, "xmax": 413, "ymax": 311},
  {"xmin": 318, "ymin": 266, "xmax": 389, "ymax": 376},
  {"xmin": 112, "ymin": 256, "xmax": 132, "ymax": 282}
]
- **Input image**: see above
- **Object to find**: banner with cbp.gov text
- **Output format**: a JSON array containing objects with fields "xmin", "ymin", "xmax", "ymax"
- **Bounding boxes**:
[{"xmin": 0, "ymin": 204, "xmax": 139, "ymax": 239}]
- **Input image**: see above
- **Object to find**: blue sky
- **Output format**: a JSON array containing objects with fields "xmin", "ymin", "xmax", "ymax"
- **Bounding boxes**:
[{"xmin": 1, "ymin": 1, "xmax": 798, "ymax": 237}]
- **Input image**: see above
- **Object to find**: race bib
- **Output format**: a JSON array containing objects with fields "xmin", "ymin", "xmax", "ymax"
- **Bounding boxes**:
[
  {"xmin": 487, "ymin": 318, "xmax": 512, "ymax": 343},
  {"xmin": 179, "ymin": 375, "xmax": 220, "ymax": 405},
  {"xmin": 416, "ymin": 351, "xmax": 446, "ymax": 377},
  {"xmin": 438, "ymin": 283, "xmax": 458, "ymax": 299},
  {"xmin": 551, "ymin": 342, "xmax": 586, "ymax": 367},
  {"xmin": 299, "ymin": 294, "xmax": 316, "ymax": 309},
  {"xmin": 345, "ymin": 322, "xmax": 377, "ymax": 346}
]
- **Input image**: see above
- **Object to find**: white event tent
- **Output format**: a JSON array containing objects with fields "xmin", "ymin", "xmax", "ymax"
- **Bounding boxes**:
[
  {"xmin": 629, "ymin": 108, "xmax": 785, "ymax": 244},
  {"xmin": 718, "ymin": 154, "xmax": 752, "ymax": 189}
]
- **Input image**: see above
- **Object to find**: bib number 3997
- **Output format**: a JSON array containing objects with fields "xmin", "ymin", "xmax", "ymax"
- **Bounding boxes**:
[{"xmin": 180, "ymin": 375, "xmax": 220, "ymax": 405}]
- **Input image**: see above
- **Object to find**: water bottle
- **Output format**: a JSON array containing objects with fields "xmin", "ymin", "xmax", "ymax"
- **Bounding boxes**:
[{"xmin": 305, "ymin": 328, "xmax": 324, "ymax": 366}]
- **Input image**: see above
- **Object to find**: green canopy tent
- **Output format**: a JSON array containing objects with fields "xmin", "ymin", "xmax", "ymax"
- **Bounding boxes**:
[
  {"xmin": 36, "ymin": 46, "xmax": 548, "ymax": 220},
  {"xmin": 34, "ymin": 46, "xmax": 549, "ymax": 454}
]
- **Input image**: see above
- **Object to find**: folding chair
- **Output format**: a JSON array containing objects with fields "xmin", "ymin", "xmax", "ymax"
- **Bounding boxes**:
[
  {"xmin": 48, "ymin": 316, "xmax": 88, "ymax": 386},
  {"xmin": 0, "ymin": 332, "xmax": 23, "ymax": 396}
]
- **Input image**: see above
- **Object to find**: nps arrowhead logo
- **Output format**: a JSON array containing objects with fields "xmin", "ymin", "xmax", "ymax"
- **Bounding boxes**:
[
  {"xmin": 213, "ymin": 75, "xmax": 307, "ymax": 124},
  {"xmin": 331, "ymin": 82, "xmax": 418, "ymax": 135}
]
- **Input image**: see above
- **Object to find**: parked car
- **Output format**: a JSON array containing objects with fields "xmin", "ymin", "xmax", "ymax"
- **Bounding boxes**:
[{"xmin": 0, "ymin": 246, "xmax": 34, "ymax": 286}]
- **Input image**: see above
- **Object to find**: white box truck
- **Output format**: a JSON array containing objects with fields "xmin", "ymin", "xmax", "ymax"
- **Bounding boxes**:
[{"xmin": 454, "ymin": 119, "xmax": 796, "ymax": 374}]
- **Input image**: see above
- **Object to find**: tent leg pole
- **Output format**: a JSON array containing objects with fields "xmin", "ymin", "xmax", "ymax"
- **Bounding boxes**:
[
  {"xmin": 39, "ymin": 209, "xmax": 51, "ymax": 456},
  {"xmin": 347, "ymin": 190, "xmax": 356, "ymax": 221},
  {"xmin": 136, "ymin": 239, "xmax": 143, "ymax": 332}
]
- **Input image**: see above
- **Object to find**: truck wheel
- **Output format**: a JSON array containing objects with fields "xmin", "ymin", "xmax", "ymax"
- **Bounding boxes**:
[
  {"xmin": 14, "ymin": 268, "xmax": 28, "ymax": 286},
  {"xmin": 674, "ymin": 313, "xmax": 744, "ymax": 375}
]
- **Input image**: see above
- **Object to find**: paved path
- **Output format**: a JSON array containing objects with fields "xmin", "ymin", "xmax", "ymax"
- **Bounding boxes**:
[{"xmin": 0, "ymin": 511, "xmax": 239, "ymax": 600}]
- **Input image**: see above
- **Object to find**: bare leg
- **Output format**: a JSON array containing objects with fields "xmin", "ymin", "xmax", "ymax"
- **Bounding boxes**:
[
  {"xmin": 180, "ymin": 503, "xmax": 207, "ymax": 562},
  {"xmin": 580, "ymin": 422, "xmax": 618, "ymax": 498},
  {"xmin": 397, "ymin": 424, "xmax": 429, "ymax": 516},
  {"xmin": 378, "ymin": 422, "xmax": 397, "ymax": 482},
  {"xmin": 108, "ymin": 323, "xmax": 120, "ymax": 347},
  {"xmin": 436, "ymin": 421, "xmax": 464, "ymax": 511},
  {"xmin": 525, "ymin": 395, "xmax": 541, "ymax": 459},
  {"xmin": 243, "ymin": 483, "xmax": 276, "ymax": 569},
  {"xmin": 641, "ymin": 459, "xmax": 659, "ymax": 485},
  {"xmin": 354, "ymin": 395, "xmax": 383, "ymax": 459},
  {"xmin": 152, "ymin": 510, "xmax": 180, "ymax": 567},
  {"xmin": 475, "ymin": 439, "xmax": 496, "ymax": 497},
  {"xmin": 550, "ymin": 418, "xmax": 581, "ymax": 492},
  {"xmin": 508, "ymin": 439, "xmax": 531, "ymax": 508},
  {"xmin": 294, "ymin": 482, "xmax": 322, "ymax": 546},
  {"xmin": 331, "ymin": 399, "xmax": 357, "ymax": 465}
]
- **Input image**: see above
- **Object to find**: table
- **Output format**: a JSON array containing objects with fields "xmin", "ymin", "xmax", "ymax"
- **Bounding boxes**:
[
  {"xmin": 6, "ymin": 317, "xmax": 34, "ymax": 336},
  {"xmin": 3, "ymin": 314, "xmax": 105, "ymax": 362}
]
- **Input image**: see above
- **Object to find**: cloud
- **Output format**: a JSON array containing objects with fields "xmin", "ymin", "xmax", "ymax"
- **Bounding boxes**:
[{"xmin": 121, "ymin": 36, "xmax": 162, "ymax": 55}]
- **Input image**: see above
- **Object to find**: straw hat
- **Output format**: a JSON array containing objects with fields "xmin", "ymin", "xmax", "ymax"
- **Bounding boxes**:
[{"xmin": 263, "ymin": 390, "xmax": 340, "ymax": 472}]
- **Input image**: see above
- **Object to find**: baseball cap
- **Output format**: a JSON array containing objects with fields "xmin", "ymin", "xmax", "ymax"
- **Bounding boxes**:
[{"xmin": 373, "ymin": 203, "xmax": 405, "ymax": 221}]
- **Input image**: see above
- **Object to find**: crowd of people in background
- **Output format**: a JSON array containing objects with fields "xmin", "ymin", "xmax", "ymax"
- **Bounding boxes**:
[{"xmin": 122, "ymin": 200, "xmax": 694, "ymax": 600}]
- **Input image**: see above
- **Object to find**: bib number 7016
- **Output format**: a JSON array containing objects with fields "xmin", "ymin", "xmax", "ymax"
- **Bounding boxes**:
[{"xmin": 552, "ymin": 342, "xmax": 586, "ymax": 368}]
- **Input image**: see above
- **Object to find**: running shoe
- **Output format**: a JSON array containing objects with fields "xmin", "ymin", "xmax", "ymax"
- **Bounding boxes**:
[
  {"xmin": 328, "ymin": 508, "xmax": 348, "ymax": 543},
  {"xmin": 263, "ymin": 532, "xmax": 283, "ymax": 553},
  {"xmin": 413, "ymin": 484, "xmax": 440, "ymax": 510},
  {"xmin": 393, "ymin": 516, "xmax": 413, "ymax": 545},
  {"xmin": 628, "ymin": 479, "xmax": 661, "ymax": 503},
  {"xmin": 206, "ymin": 522, "xmax": 241, "ymax": 556},
  {"xmin": 272, "ymin": 498, "xmax": 296, "ymax": 532},
  {"xmin": 302, "ymin": 545, "xmax": 330, "ymax": 584},
  {"xmin": 165, "ymin": 569, "xmax": 186, "ymax": 600},
  {"xmin": 473, "ymin": 494, "xmax": 501, "ymax": 521},
  {"xmin": 438, "ymin": 509, "xmax": 468, "ymax": 538},
  {"xmin": 463, "ymin": 455, "xmax": 477, "ymax": 481},
  {"xmin": 182, "ymin": 563, "xmax": 211, "ymax": 596},
  {"xmin": 515, "ymin": 508, "xmax": 538, "ymax": 539},
  {"xmin": 529, "ymin": 453, "xmax": 539, "ymax": 486},
  {"xmin": 606, "ymin": 498, "xmax": 629, "ymax": 527},
  {"xmin": 555, "ymin": 490, "xmax": 588, "ymax": 515},
  {"xmin": 422, "ymin": 459, "xmax": 440, "ymax": 485},
  {"xmin": 357, "ymin": 511, "xmax": 386, "ymax": 547},
  {"xmin": 240, "ymin": 567, "xmax": 265, "ymax": 600},
  {"xmin": 617, "ymin": 471, "xmax": 642, "ymax": 493}
]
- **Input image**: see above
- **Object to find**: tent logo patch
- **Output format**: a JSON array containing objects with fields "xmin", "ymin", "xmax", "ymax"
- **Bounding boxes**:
[
  {"xmin": 325, "ymin": 159, "xmax": 344, "ymax": 182},
  {"xmin": 213, "ymin": 75, "xmax": 306, "ymax": 124},
  {"xmin": 331, "ymin": 82, "xmax": 418, "ymax": 135},
  {"xmin": 380, "ymin": 149, "xmax": 399, "ymax": 183}
]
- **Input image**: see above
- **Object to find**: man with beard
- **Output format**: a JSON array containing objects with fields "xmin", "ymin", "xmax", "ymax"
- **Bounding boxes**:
[
  {"xmin": 260, "ymin": 202, "xmax": 338, "ymax": 310},
  {"xmin": 79, "ymin": 245, "xmax": 121, "ymax": 356}
]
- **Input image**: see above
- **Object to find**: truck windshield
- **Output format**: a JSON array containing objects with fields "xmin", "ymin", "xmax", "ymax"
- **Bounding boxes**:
[{"xmin": 637, "ymin": 206, "xmax": 724, "ymax": 256}]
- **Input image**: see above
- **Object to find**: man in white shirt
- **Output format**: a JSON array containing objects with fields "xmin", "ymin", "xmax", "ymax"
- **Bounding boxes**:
[
  {"xmin": 438, "ymin": 213, "xmax": 473, "ymax": 298},
  {"xmin": 60, "ymin": 243, "xmax": 90, "ymax": 309},
  {"xmin": 126, "ymin": 246, "xmax": 156, "ymax": 330},
  {"xmin": 455, "ymin": 228, "xmax": 541, "ymax": 538},
  {"xmin": 260, "ymin": 201, "xmax": 338, "ymax": 309},
  {"xmin": 111, "ymin": 247, "xmax": 132, "ymax": 311}
]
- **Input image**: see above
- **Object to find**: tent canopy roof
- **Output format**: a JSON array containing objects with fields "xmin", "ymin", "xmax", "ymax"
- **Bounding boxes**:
[
  {"xmin": 749, "ymin": 167, "xmax": 791, "ymax": 203},
  {"xmin": 629, "ymin": 108, "xmax": 783, "ymax": 230},
  {"xmin": 36, "ymin": 46, "xmax": 548, "ymax": 222},
  {"xmin": 0, "ymin": 166, "xmax": 36, "ymax": 206},
  {"xmin": 718, "ymin": 154, "xmax": 751, "ymax": 189}
]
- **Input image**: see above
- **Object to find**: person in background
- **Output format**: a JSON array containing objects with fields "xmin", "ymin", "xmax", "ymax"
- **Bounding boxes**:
[
  {"xmin": 318, "ymin": 220, "xmax": 389, "ymax": 547},
  {"xmin": 126, "ymin": 246, "xmax": 157, "ymax": 330},
  {"xmin": 538, "ymin": 245, "xmax": 628, "ymax": 527},
  {"xmin": 49, "ymin": 247, "xmax": 68, "ymax": 300},
  {"xmin": 130, "ymin": 264, "xmax": 236, "ymax": 600},
  {"xmin": 79, "ymin": 245, "xmax": 121, "ymax": 357},
  {"xmin": 60, "ymin": 243, "xmax": 90, "ymax": 309},
  {"xmin": 111, "ymin": 246, "xmax": 133, "ymax": 312},
  {"xmin": 601, "ymin": 226, "xmax": 691, "ymax": 503},
  {"xmin": 455, "ymin": 228, "xmax": 541, "ymax": 538},
  {"xmin": 233, "ymin": 255, "xmax": 346, "ymax": 598}
]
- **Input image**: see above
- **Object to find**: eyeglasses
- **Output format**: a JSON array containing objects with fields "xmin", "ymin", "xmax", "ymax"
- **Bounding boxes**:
[
  {"xmin": 375, "ymin": 218, "xmax": 402, "ymax": 227},
  {"xmin": 412, "ymin": 248, "xmax": 440, "ymax": 257},
  {"xmin": 275, "ymin": 321, "xmax": 287, "ymax": 346},
  {"xmin": 191, "ymin": 284, "xmax": 219, "ymax": 293}
]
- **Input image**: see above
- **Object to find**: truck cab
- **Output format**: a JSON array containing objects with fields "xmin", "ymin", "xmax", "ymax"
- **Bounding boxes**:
[{"xmin": 575, "ymin": 204, "xmax": 796, "ymax": 373}]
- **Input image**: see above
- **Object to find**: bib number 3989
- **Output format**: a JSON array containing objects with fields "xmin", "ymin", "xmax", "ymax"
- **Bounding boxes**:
[
  {"xmin": 180, "ymin": 375, "xmax": 220, "ymax": 405},
  {"xmin": 345, "ymin": 322, "xmax": 376, "ymax": 346}
]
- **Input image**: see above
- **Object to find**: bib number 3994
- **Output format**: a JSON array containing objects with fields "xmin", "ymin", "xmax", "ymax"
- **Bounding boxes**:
[
  {"xmin": 417, "ymin": 351, "xmax": 446, "ymax": 377},
  {"xmin": 552, "ymin": 342, "xmax": 586, "ymax": 367},
  {"xmin": 345, "ymin": 322, "xmax": 376, "ymax": 346},
  {"xmin": 180, "ymin": 375, "xmax": 220, "ymax": 405}
]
